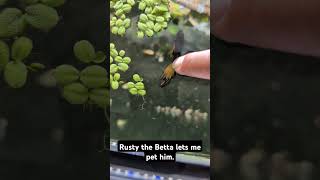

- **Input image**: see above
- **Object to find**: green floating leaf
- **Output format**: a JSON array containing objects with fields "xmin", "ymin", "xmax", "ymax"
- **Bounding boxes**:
[
  {"xmin": 12, "ymin": 36, "xmax": 33, "ymax": 61},
  {"xmin": 4, "ymin": 61, "xmax": 27, "ymax": 88},
  {"xmin": 118, "ymin": 62, "xmax": 129, "ymax": 72},
  {"xmin": 93, "ymin": 51, "xmax": 106, "ymax": 63},
  {"xmin": 25, "ymin": 4, "xmax": 59, "ymax": 31},
  {"xmin": 89, "ymin": 88, "xmax": 109, "ymax": 108},
  {"xmin": 133, "ymin": 74, "xmax": 142, "ymax": 82},
  {"xmin": 0, "ymin": 40, "xmax": 9, "ymax": 70},
  {"xmin": 40, "ymin": 0, "xmax": 65, "ymax": 7},
  {"xmin": 73, "ymin": 40, "xmax": 95, "ymax": 63},
  {"xmin": 21, "ymin": 0, "xmax": 39, "ymax": 5},
  {"xmin": 0, "ymin": 8, "xmax": 26, "ymax": 38},
  {"xmin": 29, "ymin": 62, "xmax": 45, "ymax": 70},
  {"xmin": 111, "ymin": 80, "xmax": 119, "ymax": 90},
  {"xmin": 80, "ymin": 65, "xmax": 107, "ymax": 88},
  {"xmin": 53, "ymin": 64, "xmax": 79, "ymax": 85},
  {"xmin": 110, "ymin": 63, "xmax": 118, "ymax": 73},
  {"xmin": 62, "ymin": 83, "xmax": 88, "ymax": 104},
  {"xmin": 113, "ymin": 73, "xmax": 120, "ymax": 81},
  {"xmin": 138, "ymin": 89, "xmax": 146, "ymax": 96},
  {"xmin": 127, "ymin": 82, "xmax": 134, "ymax": 88},
  {"xmin": 135, "ymin": 82, "xmax": 144, "ymax": 90},
  {"xmin": 129, "ymin": 87, "xmax": 137, "ymax": 95}
]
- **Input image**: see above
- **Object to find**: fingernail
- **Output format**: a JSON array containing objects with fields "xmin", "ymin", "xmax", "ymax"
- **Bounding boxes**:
[{"xmin": 172, "ymin": 56, "xmax": 185, "ymax": 69}]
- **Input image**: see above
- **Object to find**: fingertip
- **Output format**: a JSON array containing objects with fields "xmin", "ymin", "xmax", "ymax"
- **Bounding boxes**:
[
  {"xmin": 172, "ymin": 50, "xmax": 210, "ymax": 79},
  {"xmin": 172, "ymin": 56, "xmax": 185, "ymax": 70}
]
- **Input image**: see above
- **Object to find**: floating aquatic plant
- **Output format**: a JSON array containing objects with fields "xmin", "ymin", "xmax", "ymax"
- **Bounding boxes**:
[
  {"xmin": 4, "ymin": 61, "xmax": 28, "ymax": 88},
  {"xmin": 0, "ymin": 8, "xmax": 26, "ymax": 38},
  {"xmin": 0, "ymin": 37, "xmax": 45, "ymax": 88},
  {"xmin": 110, "ymin": 0, "xmax": 133, "ymax": 36},
  {"xmin": 0, "ymin": 1, "xmax": 62, "ymax": 88},
  {"xmin": 109, "ymin": 43, "xmax": 146, "ymax": 97},
  {"xmin": 136, "ymin": 0, "xmax": 171, "ymax": 38},
  {"xmin": 110, "ymin": 0, "xmax": 171, "ymax": 38},
  {"xmin": 110, "ymin": 0, "xmax": 171, "ymax": 98},
  {"xmin": 0, "ymin": 2, "xmax": 62, "ymax": 38},
  {"xmin": 0, "ymin": 40, "xmax": 9, "ymax": 69},
  {"xmin": 40, "ymin": 0, "xmax": 65, "ymax": 7},
  {"xmin": 53, "ymin": 40, "xmax": 108, "ymax": 109},
  {"xmin": 24, "ymin": 3, "xmax": 60, "ymax": 31}
]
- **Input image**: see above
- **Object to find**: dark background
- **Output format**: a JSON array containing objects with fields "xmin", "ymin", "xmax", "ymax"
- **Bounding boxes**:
[
  {"xmin": 213, "ymin": 37, "xmax": 320, "ymax": 180},
  {"xmin": 0, "ymin": 0, "xmax": 108, "ymax": 179}
]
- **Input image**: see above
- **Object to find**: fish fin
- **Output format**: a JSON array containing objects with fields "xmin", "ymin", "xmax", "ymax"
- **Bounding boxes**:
[{"xmin": 159, "ymin": 72, "xmax": 175, "ymax": 88}]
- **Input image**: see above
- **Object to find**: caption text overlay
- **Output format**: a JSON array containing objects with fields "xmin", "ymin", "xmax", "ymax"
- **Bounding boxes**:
[{"xmin": 117, "ymin": 140, "xmax": 202, "ymax": 162}]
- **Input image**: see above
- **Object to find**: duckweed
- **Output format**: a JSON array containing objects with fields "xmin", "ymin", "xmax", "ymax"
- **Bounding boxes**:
[
  {"xmin": 53, "ymin": 64, "xmax": 80, "ymax": 85},
  {"xmin": 0, "ymin": 2, "xmax": 62, "ymax": 38},
  {"xmin": 11, "ymin": 36, "xmax": 33, "ymax": 61},
  {"xmin": 80, "ymin": 65, "xmax": 108, "ymax": 88},
  {"xmin": 25, "ymin": 3, "xmax": 59, "ymax": 31},
  {"xmin": 109, "ymin": 43, "xmax": 146, "ymax": 96},
  {"xmin": 73, "ymin": 40, "xmax": 96, "ymax": 63},
  {"xmin": 62, "ymin": 83, "xmax": 89, "ymax": 105},
  {"xmin": 110, "ymin": 0, "xmax": 135, "ymax": 36},
  {"xmin": 0, "ymin": 40, "xmax": 9, "ymax": 69},
  {"xmin": 52, "ymin": 40, "xmax": 107, "ymax": 108},
  {"xmin": 4, "ymin": 61, "xmax": 27, "ymax": 88},
  {"xmin": 110, "ymin": 0, "xmax": 171, "ymax": 38},
  {"xmin": 136, "ymin": 0, "xmax": 170, "ymax": 38},
  {"xmin": 40, "ymin": 0, "xmax": 65, "ymax": 7},
  {"xmin": 89, "ymin": 88, "xmax": 109, "ymax": 108},
  {"xmin": 0, "ymin": 8, "xmax": 25, "ymax": 38},
  {"xmin": 0, "ymin": 37, "xmax": 45, "ymax": 88}
]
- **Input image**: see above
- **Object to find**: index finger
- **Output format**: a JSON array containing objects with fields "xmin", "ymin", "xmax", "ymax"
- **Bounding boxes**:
[{"xmin": 172, "ymin": 50, "xmax": 211, "ymax": 79}]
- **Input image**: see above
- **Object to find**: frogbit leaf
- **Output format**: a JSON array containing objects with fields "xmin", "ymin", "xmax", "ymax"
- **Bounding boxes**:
[
  {"xmin": 40, "ymin": 0, "xmax": 65, "ymax": 7},
  {"xmin": 93, "ymin": 51, "xmax": 106, "ymax": 63},
  {"xmin": 53, "ymin": 64, "xmax": 79, "ymax": 85},
  {"xmin": 62, "ymin": 83, "xmax": 88, "ymax": 104},
  {"xmin": 25, "ymin": 4, "xmax": 59, "ymax": 31},
  {"xmin": 4, "ymin": 61, "xmax": 28, "ymax": 88},
  {"xmin": 80, "ymin": 65, "xmax": 107, "ymax": 88},
  {"xmin": 0, "ymin": 8, "xmax": 26, "ymax": 38},
  {"xmin": 11, "ymin": 36, "xmax": 33, "ymax": 61},
  {"xmin": 29, "ymin": 62, "xmax": 45, "ymax": 70},
  {"xmin": 0, "ymin": 40, "xmax": 9, "ymax": 70},
  {"xmin": 89, "ymin": 88, "xmax": 109, "ymax": 108},
  {"xmin": 73, "ymin": 40, "xmax": 95, "ymax": 63}
]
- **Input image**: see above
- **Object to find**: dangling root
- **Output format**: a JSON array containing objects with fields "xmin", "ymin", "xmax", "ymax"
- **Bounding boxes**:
[
  {"xmin": 104, "ymin": 106, "xmax": 110, "ymax": 125},
  {"xmin": 98, "ymin": 133, "xmax": 109, "ymax": 152},
  {"xmin": 139, "ymin": 96, "xmax": 146, "ymax": 110}
]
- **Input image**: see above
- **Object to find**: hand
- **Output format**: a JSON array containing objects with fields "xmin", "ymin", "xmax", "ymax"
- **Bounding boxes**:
[{"xmin": 172, "ymin": 50, "xmax": 210, "ymax": 80}]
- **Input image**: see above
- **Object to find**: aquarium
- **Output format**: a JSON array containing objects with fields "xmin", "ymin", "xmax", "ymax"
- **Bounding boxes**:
[{"xmin": 109, "ymin": 0, "xmax": 211, "ymax": 167}]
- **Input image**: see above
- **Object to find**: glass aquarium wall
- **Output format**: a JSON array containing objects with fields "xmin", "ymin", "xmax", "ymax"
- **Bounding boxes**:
[{"xmin": 109, "ymin": 0, "xmax": 211, "ymax": 159}]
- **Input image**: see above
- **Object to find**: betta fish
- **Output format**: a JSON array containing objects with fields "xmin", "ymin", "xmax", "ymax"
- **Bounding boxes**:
[{"xmin": 159, "ymin": 30, "xmax": 188, "ymax": 88}]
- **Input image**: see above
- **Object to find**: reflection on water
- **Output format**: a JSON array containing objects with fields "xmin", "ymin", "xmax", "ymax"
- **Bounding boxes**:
[{"xmin": 110, "ymin": 27, "xmax": 210, "ymax": 155}]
